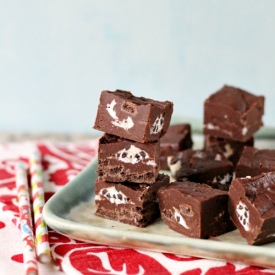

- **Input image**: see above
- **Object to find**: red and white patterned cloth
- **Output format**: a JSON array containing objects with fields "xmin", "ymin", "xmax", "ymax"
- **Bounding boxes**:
[{"xmin": 0, "ymin": 140, "xmax": 274, "ymax": 275}]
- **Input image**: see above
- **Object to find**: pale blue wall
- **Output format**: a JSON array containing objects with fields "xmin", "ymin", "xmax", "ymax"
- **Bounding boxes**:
[{"xmin": 0, "ymin": 0, "xmax": 274, "ymax": 133}]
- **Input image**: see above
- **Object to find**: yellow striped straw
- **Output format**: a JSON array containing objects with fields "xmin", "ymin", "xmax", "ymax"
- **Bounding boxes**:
[{"xmin": 29, "ymin": 150, "xmax": 51, "ymax": 264}]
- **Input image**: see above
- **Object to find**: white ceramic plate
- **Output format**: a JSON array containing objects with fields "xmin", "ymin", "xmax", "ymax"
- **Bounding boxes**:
[{"xmin": 43, "ymin": 134, "xmax": 275, "ymax": 269}]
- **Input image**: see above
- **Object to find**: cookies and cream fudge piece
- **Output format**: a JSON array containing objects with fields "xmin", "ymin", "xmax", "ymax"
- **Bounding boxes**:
[
  {"xmin": 160, "ymin": 123, "xmax": 193, "ymax": 170},
  {"xmin": 203, "ymin": 85, "xmax": 264, "ymax": 142},
  {"xmin": 168, "ymin": 148, "xmax": 233, "ymax": 191},
  {"xmin": 158, "ymin": 181, "xmax": 235, "ymax": 239},
  {"xmin": 94, "ymin": 174, "xmax": 170, "ymax": 227},
  {"xmin": 228, "ymin": 172, "xmax": 275, "ymax": 245},
  {"xmin": 97, "ymin": 134, "xmax": 160, "ymax": 184},
  {"xmin": 204, "ymin": 135, "xmax": 254, "ymax": 167},
  {"xmin": 236, "ymin": 147, "xmax": 275, "ymax": 178},
  {"xmin": 93, "ymin": 90, "xmax": 173, "ymax": 143}
]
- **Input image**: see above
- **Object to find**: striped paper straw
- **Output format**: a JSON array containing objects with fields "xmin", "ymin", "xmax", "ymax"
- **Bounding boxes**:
[
  {"xmin": 29, "ymin": 150, "xmax": 51, "ymax": 264},
  {"xmin": 16, "ymin": 162, "xmax": 38, "ymax": 275}
]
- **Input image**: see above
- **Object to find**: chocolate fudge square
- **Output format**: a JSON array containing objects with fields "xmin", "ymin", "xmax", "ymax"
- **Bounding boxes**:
[
  {"xmin": 228, "ymin": 172, "xmax": 275, "ymax": 245},
  {"xmin": 158, "ymin": 181, "xmax": 235, "ymax": 239},
  {"xmin": 203, "ymin": 85, "xmax": 264, "ymax": 142},
  {"xmin": 236, "ymin": 147, "xmax": 275, "ymax": 178},
  {"xmin": 93, "ymin": 90, "xmax": 173, "ymax": 143},
  {"xmin": 160, "ymin": 123, "xmax": 193, "ymax": 170},
  {"xmin": 204, "ymin": 135, "xmax": 254, "ymax": 167},
  {"xmin": 95, "ymin": 174, "xmax": 170, "ymax": 227},
  {"xmin": 168, "ymin": 149, "xmax": 233, "ymax": 191},
  {"xmin": 97, "ymin": 134, "xmax": 160, "ymax": 184}
]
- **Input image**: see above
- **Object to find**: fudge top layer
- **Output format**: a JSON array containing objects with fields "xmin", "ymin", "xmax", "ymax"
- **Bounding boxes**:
[
  {"xmin": 159, "ymin": 181, "xmax": 228, "ymax": 201},
  {"xmin": 99, "ymin": 132, "xmax": 160, "ymax": 147},
  {"xmin": 231, "ymin": 172, "xmax": 275, "ymax": 218},
  {"xmin": 205, "ymin": 85, "xmax": 264, "ymax": 113},
  {"xmin": 107, "ymin": 90, "xmax": 171, "ymax": 108}
]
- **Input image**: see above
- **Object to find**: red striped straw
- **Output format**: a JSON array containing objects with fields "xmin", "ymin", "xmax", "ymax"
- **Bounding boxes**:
[
  {"xmin": 29, "ymin": 150, "xmax": 51, "ymax": 264},
  {"xmin": 16, "ymin": 162, "xmax": 38, "ymax": 275}
]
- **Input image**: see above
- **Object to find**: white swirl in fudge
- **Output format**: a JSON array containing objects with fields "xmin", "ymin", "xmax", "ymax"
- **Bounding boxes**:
[{"xmin": 106, "ymin": 99, "xmax": 134, "ymax": 130}]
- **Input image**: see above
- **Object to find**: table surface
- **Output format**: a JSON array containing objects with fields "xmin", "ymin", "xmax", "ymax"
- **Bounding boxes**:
[{"xmin": 1, "ymin": 132, "xmax": 275, "ymax": 275}]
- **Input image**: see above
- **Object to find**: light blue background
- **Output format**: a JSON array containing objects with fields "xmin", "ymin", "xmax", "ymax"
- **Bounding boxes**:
[{"xmin": 0, "ymin": 1, "xmax": 274, "ymax": 133}]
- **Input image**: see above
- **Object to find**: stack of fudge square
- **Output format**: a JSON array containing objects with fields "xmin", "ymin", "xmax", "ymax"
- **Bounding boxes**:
[{"xmin": 93, "ymin": 90, "xmax": 173, "ymax": 227}]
